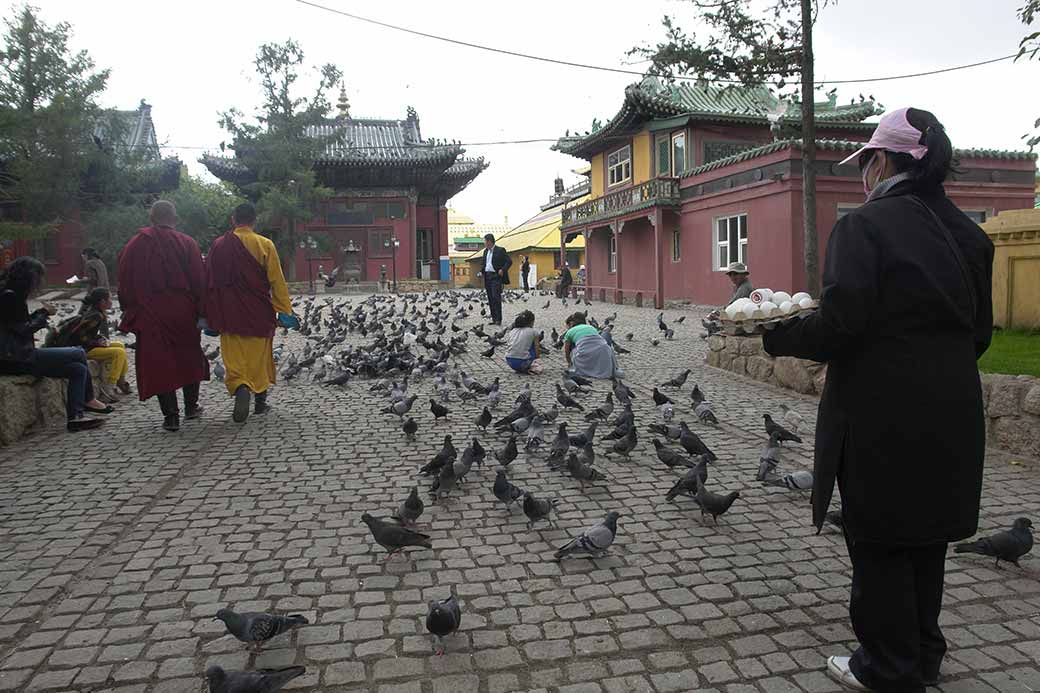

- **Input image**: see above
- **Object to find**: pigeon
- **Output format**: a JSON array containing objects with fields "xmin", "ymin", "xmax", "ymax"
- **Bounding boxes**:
[
  {"xmin": 954, "ymin": 518, "xmax": 1034, "ymax": 568},
  {"xmin": 779, "ymin": 403, "xmax": 806, "ymax": 434},
  {"xmin": 756, "ymin": 431, "xmax": 784, "ymax": 481},
  {"xmin": 693, "ymin": 477, "xmax": 740, "ymax": 524},
  {"xmin": 690, "ymin": 386, "xmax": 719, "ymax": 425},
  {"xmin": 652, "ymin": 438, "xmax": 696, "ymax": 469},
  {"xmin": 568, "ymin": 421, "xmax": 598, "ymax": 447},
  {"xmin": 652, "ymin": 388, "xmax": 673, "ymax": 406},
  {"xmin": 213, "ymin": 360, "xmax": 226, "ymax": 382},
  {"xmin": 493, "ymin": 435, "xmax": 519, "ymax": 466},
  {"xmin": 664, "ymin": 457, "xmax": 710, "ymax": 501},
  {"xmin": 475, "ymin": 406, "xmax": 492, "ymax": 432},
  {"xmin": 426, "ymin": 594, "xmax": 461, "ymax": 655},
  {"xmin": 206, "ymin": 665, "xmax": 305, "ymax": 693},
  {"xmin": 569, "ymin": 373, "xmax": 594, "ymax": 387},
  {"xmin": 419, "ymin": 435, "xmax": 457, "ymax": 475},
  {"xmin": 360, "ymin": 513, "xmax": 433, "ymax": 559},
  {"xmin": 214, "ymin": 609, "xmax": 309, "ymax": 651},
  {"xmin": 678, "ymin": 421, "xmax": 717, "ymax": 461},
  {"xmin": 493, "ymin": 468, "xmax": 524, "ymax": 508},
  {"xmin": 554, "ymin": 511, "xmax": 621, "ymax": 559},
  {"xmin": 566, "ymin": 452, "xmax": 606, "ymax": 489},
  {"xmin": 429, "ymin": 460, "xmax": 458, "ymax": 500},
  {"xmin": 430, "ymin": 399, "xmax": 450, "ymax": 421},
  {"xmin": 823, "ymin": 510, "xmax": 844, "ymax": 531},
  {"xmin": 659, "ymin": 402, "xmax": 674, "ymax": 422},
  {"xmin": 762, "ymin": 469, "xmax": 814, "ymax": 491},
  {"xmin": 764, "ymin": 413, "xmax": 802, "ymax": 444},
  {"xmin": 385, "ymin": 394, "xmax": 418, "ymax": 417},
  {"xmin": 647, "ymin": 422, "xmax": 682, "ymax": 440},
  {"xmin": 584, "ymin": 393, "xmax": 615, "ymax": 422},
  {"xmin": 523, "ymin": 492, "xmax": 558, "ymax": 529},
  {"xmin": 556, "ymin": 384, "xmax": 584, "ymax": 411},
  {"xmin": 393, "ymin": 486, "xmax": 424, "ymax": 526},
  {"xmin": 402, "ymin": 417, "xmax": 418, "ymax": 441},
  {"xmin": 661, "ymin": 369, "xmax": 690, "ymax": 389},
  {"xmin": 609, "ymin": 425, "xmax": 637, "ymax": 458},
  {"xmin": 481, "ymin": 345, "xmax": 495, "ymax": 358}
]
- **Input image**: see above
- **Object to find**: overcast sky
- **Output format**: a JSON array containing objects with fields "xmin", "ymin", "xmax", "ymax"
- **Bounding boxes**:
[{"xmin": 9, "ymin": 0, "xmax": 1038, "ymax": 227}]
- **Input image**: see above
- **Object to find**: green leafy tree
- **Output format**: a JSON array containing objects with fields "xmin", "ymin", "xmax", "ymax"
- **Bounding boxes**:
[
  {"xmin": 217, "ymin": 39, "xmax": 342, "ymax": 277},
  {"xmin": 632, "ymin": 0, "xmax": 825, "ymax": 295},
  {"xmin": 1017, "ymin": 0, "xmax": 1039, "ymax": 149},
  {"xmin": 0, "ymin": 4, "xmax": 122, "ymax": 241},
  {"xmin": 82, "ymin": 169, "xmax": 244, "ymax": 270}
]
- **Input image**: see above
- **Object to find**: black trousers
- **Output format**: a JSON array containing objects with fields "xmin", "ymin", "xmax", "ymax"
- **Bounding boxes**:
[
  {"xmin": 846, "ymin": 536, "xmax": 948, "ymax": 693},
  {"xmin": 484, "ymin": 275, "xmax": 503, "ymax": 323},
  {"xmin": 157, "ymin": 382, "xmax": 200, "ymax": 417},
  {"xmin": 521, "ymin": 269, "xmax": 530, "ymax": 292}
]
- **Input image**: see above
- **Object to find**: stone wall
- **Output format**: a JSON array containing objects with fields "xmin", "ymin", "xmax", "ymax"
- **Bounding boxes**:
[
  {"xmin": 706, "ymin": 333, "xmax": 1040, "ymax": 459},
  {"xmin": 0, "ymin": 376, "xmax": 66, "ymax": 446}
]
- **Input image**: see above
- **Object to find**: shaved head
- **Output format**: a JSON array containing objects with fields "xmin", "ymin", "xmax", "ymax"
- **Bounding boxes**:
[{"xmin": 150, "ymin": 200, "xmax": 177, "ymax": 227}]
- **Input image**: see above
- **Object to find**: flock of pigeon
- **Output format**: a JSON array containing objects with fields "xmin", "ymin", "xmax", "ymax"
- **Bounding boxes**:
[{"xmin": 90, "ymin": 287, "xmax": 1033, "ymax": 691}]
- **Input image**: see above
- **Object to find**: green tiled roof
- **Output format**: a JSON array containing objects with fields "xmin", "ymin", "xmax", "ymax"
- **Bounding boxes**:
[
  {"xmin": 679, "ymin": 139, "xmax": 1038, "ymax": 179},
  {"xmin": 555, "ymin": 78, "xmax": 881, "ymax": 159}
]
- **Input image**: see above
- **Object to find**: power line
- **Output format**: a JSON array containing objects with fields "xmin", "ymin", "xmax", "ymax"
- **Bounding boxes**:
[{"xmin": 294, "ymin": 0, "xmax": 1021, "ymax": 86}]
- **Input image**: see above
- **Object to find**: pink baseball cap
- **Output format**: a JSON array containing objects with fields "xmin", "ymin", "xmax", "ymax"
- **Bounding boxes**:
[{"xmin": 839, "ymin": 107, "xmax": 929, "ymax": 166}]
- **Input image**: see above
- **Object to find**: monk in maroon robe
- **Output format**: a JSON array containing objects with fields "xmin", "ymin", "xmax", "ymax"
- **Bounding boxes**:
[{"xmin": 118, "ymin": 200, "xmax": 209, "ymax": 432}]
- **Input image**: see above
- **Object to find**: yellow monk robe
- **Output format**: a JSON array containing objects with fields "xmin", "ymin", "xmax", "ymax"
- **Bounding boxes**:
[{"xmin": 220, "ymin": 227, "xmax": 293, "ymax": 395}]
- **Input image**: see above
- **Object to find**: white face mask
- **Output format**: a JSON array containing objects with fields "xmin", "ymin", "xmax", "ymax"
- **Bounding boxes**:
[{"xmin": 862, "ymin": 152, "xmax": 881, "ymax": 196}]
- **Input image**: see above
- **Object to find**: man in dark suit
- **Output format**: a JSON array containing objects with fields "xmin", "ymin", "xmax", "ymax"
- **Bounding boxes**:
[{"xmin": 480, "ymin": 233, "xmax": 511, "ymax": 325}]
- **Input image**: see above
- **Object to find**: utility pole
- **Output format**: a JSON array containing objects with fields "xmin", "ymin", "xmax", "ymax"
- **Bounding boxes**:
[{"xmin": 800, "ymin": 0, "xmax": 820, "ymax": 296}]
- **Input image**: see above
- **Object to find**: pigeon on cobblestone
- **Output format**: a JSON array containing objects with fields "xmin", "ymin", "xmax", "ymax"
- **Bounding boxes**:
[
  {"xmin": 764, "ymin": 413, "xmax": 802, "ymax": 444},
  {"xmin": 429, "ymin": 459, "xmax": 458, "ymax": 500},
  {"xmin": 955, "ymin": 518, "xmax": 1033, "ymax": 568},
  {"xmin": 660, "ymin": 369, "xmax": 691, "ymax": 389},
  {"xmin": 426, "ymin": 593, "xmax": 461, "ymax": 655},
  {"xmin": 493, "ymin": 435, "xmax": 519, "ymax": 466},
  {"xmin": 652, "ymin": 439, "xmax": 696, "ymax": 469},
  {"xmin": 206, "ymin": 665, "xmax": 305, "ymax": 693},
  {"xmin": 584, "ymin": 393, "xmax": 615, "ymax": 422},
  {"xmin": 384, "ymin": 394, "xmax": 418, "ymax": 418},
  {"xmin": 660, "ymin": 402, "xmax": 675, "ymax": 422},
  {"xmin": 523, "ymin": 492, "xmax": 558, "ymax": 529},
  {"xmin": 214, "ymin": 609, "xmax": 309, "ymax": 651},
  {"xmin": 566, "ymin": 452, "xmax": 606, "ymax": 490},
  {"xmin": 556, "ymin": 384, "xmax": 584, "ymax": 411},
  {"xmin": 690, "ymin": 386, "xmax": 719, "ymax": 426},
  {"xmin": 361, "ymin": 513, "xmax": 433, "ymax": 559},
  {"xmin": 568, "ymin": 421, "xmax": 598, "ymax": 447},
  {"xmin": 694, "ymin": 477, "xmax": 740, "ymax": 524},
  {"xmin": 475, "ymin": 406, "xmax": 492, "ymax": 432},
  {"xmin": 664, "ymin": 458, "xmax": 710, "ymax": 501},
  {"xmin": 652, "ymin": 388, "xmax": 674, "ymax": 406},
  {"xmin": 393, "ymin": 487, "xmax": 424, "ymax": 526},
  {"xmin": 493, "ymin": 469, "xmax": 524, "ymax": 508},
  {"xmin": 402, "ymin": 417, "xmax": 418, "ymax": 441},
  {"xmin": 430, "ymin": 398, "xmax": 450, "ymax": 421},
  {"xmin": 419, "ymin": 435, "xmax": 457, "ymax": 475},
  {"xmin": 609, "ymin": 425, "xmax": 637, "ymax": 458},
  {"xmin": 648, "ymin": 422, "xmax": 682, "ymax": 440},
  {"xmin": 554, "ymin": 511, "xmax": 620, "ymax": 559},
  {"xmin": 679, "ymin": 422, "xmax": 717, "ymax": 461},
  {"xmin": 763, "ymin": 469, "xmax": 814, "ymax": 491}
]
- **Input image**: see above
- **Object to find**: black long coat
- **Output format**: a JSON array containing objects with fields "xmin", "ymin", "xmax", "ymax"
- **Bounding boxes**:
[
  {"xmin": 481, "ymin": 246, "xmax": 512, "ymax": 285},
  {"xmin": 763, "ymin": 181, "xmax": 993, "ymax": 546}
]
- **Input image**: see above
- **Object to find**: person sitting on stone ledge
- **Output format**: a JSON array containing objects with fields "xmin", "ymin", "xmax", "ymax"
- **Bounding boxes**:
[
  {"xmin": 45, "ymin": 287, "xmax": 131, "ymax": 403},
  {"xmin": 0, "ymin": 257, "xmax": 108, "ymax": 432}
]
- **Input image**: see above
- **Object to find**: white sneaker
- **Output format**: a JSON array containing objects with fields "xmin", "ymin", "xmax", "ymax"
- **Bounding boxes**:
[{"xmin": 827, "ymin": 656, "xmax": 871, "ymax": 691}]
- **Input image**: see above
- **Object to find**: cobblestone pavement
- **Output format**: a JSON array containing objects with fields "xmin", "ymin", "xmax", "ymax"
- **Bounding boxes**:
[{"xmin": 1, "ymin": 289, "xmax": 1039, "ymax": 693}]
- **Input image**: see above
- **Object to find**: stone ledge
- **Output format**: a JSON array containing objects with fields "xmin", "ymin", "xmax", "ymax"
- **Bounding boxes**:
[
  {"xmin": 706, "ymin": 333, "xmax": 1040, "ymax": 459},
  {"xmin": 0, "ymin": 375, "xmax": 66, "ymax": 446}
]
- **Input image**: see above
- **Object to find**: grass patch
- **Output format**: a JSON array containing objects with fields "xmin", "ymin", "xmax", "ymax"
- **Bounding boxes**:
[{"xmin": 979, "ymin": 330, "xmax": 1040, "ymax": 377}]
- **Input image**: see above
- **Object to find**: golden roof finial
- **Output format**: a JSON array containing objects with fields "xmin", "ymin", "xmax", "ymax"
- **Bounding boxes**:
[{"xmin": 337, "ymin": 82, "xmax": 350, "ymax": 120}]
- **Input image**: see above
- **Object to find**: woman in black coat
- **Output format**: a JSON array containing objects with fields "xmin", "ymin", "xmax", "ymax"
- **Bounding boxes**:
[
  {"xmin": 0, "ymin": 257, "xmax": 107, "ymax": 432},
  {"xmin": 763, "ymin": 108, "xmax": 992, "ymax": 692}
]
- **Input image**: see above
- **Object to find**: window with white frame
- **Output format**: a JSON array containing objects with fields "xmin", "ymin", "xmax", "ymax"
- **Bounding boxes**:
[
  {"xmin": 671, "ymin": 229, "xmax": 681, "ymax": 262},
  {"xmin": 655, "ymin": 135, "xmax": 670, "ymax": 176},
  {"xmin": 608, "ymin": 234, "xmax": 617, "ymax": 273},
  {"xmin": 671, "ymin": 132, "xmax": 687, "ymax": 176},
  {"xmin": 607, "ymin": 145, "xmax": 631, "ymax": 187},
  {"xmin": 715, "ymin": 214, "xmax": 748, "ymax": 270}
]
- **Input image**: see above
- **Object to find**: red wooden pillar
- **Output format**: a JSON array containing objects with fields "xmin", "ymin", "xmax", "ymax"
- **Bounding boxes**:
[
  {"xmin": 582, "ymin": 228, "xmax": 590, "ymax": 298},
  {"xmin": 614, "ymin": 221, "xmax": 623, "ymax": 304},
  {"xmin": 407, "ymin": 196, "xmax": 417, "ymax": 279},
  {"xmin": 652, "ymin": 209, "xmax": 664, "ymax": 309}
]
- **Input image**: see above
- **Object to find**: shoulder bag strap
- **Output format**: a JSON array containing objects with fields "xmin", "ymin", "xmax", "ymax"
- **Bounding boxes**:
[{"xmin": 909, "ymin": 195, "xmax": 977, "ymax": 319}]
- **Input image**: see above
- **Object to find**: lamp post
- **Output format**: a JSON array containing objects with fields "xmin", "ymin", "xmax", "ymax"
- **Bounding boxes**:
[
  {"xmin": 383, "ymin": 235, "xmax": 400, "ymax": 293},
  {"xmin": 299, "ymin": 236, "xmax": 318, "ymax": 294}
]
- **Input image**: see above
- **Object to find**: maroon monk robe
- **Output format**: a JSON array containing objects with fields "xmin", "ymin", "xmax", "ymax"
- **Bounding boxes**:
[
  {"xmin": 203, "ymin": 230, "xmax": 277, "ymax": 338},
  {"xmin": 118, "ymin": 226, "xmax": 209, "ymax": 400}
]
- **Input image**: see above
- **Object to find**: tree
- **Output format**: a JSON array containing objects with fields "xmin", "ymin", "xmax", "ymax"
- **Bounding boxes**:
[
  {"xmin": 632, "ymin": 0, "xmax": 825, "ymax": 295},
  {"xmin": 0, "ymin": 4, "xmax": 117, "ymax": 241},
  {"xmin": 217, "ymin": 40, "xmax": 341, "ymax": 277},
  {"xmin": 1017, "ymin": 0, "xmax": 1039, "ymax": 149},
  {"xmin": 82, "ymin": 169, "xmax": 244, "ymax": 270}
]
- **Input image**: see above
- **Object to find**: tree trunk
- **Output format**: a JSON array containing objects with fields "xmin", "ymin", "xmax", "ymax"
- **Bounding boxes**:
[{"xmin": 800, "ymin": 0, "xmax": 819, "ymax": 296}]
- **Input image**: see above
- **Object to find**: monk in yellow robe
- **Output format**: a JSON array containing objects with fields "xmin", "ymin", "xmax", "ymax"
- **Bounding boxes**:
[{"xmin": 204, "ymin": 202, "xmax": 294, "ymax": 423}]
